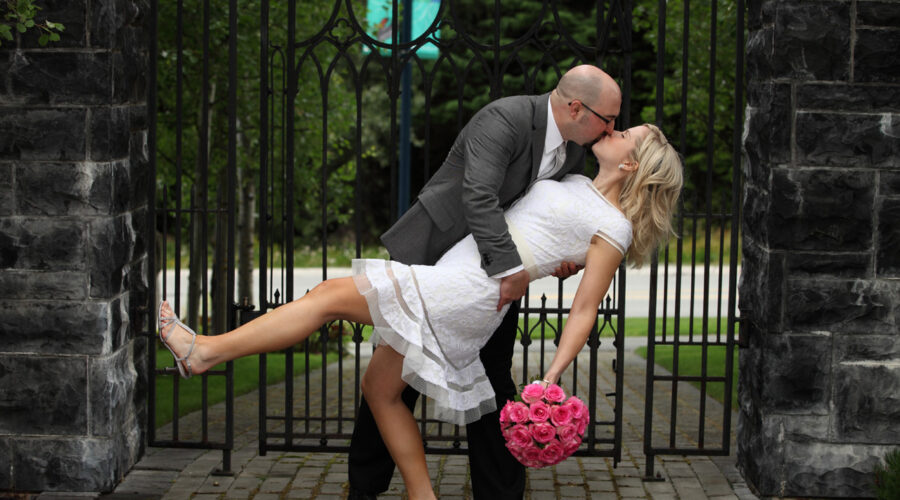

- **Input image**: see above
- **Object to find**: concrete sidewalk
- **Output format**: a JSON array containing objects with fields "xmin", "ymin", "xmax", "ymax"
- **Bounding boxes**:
[{"xmin": 40, "ymin": 341, "xmax": 757, "ymax": 499}]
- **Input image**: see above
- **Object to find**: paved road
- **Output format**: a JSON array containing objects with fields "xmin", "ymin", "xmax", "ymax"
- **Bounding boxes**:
[
  {"xmin": 42, "ymin": 344, "xmax": 757, "ymax": 500},
  {"xmin": 161, "ymin": 265, "xmax": 738, "ymax": 319}
]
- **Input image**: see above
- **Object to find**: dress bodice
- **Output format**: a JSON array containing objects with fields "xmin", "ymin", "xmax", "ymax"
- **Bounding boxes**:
[{"xmin": 503, "ymin": 174, "xmax": 633, "ymax": 279}]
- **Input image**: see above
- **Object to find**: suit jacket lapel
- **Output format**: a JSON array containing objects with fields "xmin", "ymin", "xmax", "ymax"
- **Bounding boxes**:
[{"xmin": 530, "ymin": 93, "xmax": 550, "ymax": 181}]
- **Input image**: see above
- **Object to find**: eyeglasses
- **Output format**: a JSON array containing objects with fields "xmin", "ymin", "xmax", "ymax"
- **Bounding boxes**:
[{"xmin": 568, "ymin": 100, "xmax": 615, "ymax": 125}]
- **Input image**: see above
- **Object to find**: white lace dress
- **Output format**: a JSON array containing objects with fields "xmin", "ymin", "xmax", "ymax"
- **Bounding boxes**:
[{"xmin": 352, "ymin": 175, "xmax": 633, "ymax": 425}]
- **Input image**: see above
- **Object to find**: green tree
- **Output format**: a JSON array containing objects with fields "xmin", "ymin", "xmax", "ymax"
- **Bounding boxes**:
[
  {"xmin": 0, "ymin": 0, "xmax": 64, "ymax": 47},
  {"xmin": 403, "ymin": 0, "xmax": 632, "ymax": 197},
  {"xmin": 155, "ymin": 0, "xmax": 383, "ymax": 323},
  {"xmin": 631, "ymin": 0, "xmax": 744, "ymax": 212}
]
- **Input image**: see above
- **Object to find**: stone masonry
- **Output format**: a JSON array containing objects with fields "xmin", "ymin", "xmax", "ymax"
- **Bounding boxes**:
[
  {"xmin": 740, "ymin": 0, "xmax": 900, "ymax": 497},
  {"xmin": 0, "ymin": 0, "xmax": 152, "ymax": 492}
]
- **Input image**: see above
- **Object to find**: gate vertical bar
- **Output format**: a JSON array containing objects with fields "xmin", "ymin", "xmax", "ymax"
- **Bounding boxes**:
[
  {"xmin": 643, "ymin": 0, "xmax": 668, "ymax": 478},
  {"xmin": 216, "ymin": 0, "xmax": 240, "ymax": 474},
  {"xmin": 199, "ymin": 0, "xmax": 211, "ymax": 446},
  {"xmin": 174, "ymin": 0, "xmax": 184, "ymax": 318},
  {"xmin": 614, "ymin": 268, "xmax": 626, "ymax": 464},
  {"xmin": 257, "ymin": 0, "xmax": 270, "ymax": 457},
  {"xmin": 285, "ymin": 0, "xmax": 297, "ymax": 448},
  {"xmin": 643, "ymin": 254, "xmax": 660, "ymax": 479},
  {"xmin": 147, "ymin": 0, "xmax": 159, "ymax": 444},
  {"xmin": 724, "ymin": 0, "xmax": 745, "ymax": 448},
  {"xmin": 398, "ymin": 0, "xmax": 412, "ymax": 215},
  {"xmin": 698, "ymin": 0, "xmax": 720, "ymax": 450}
]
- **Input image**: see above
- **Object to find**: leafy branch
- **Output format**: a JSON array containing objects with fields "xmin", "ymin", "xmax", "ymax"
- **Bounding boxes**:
[{"xmin": 0, "ymin": 0, "xmax": 65, "ymax": 47}]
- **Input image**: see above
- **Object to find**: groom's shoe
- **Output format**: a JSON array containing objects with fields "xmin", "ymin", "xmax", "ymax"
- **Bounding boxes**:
[{"xmin": 347, "ymin": 487, "xmax": 377, "ymax": 500}]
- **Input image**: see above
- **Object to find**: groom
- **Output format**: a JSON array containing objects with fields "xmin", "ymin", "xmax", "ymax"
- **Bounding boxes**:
[{"xmin": 349, "ymin": 64, "xmax": 621, "ymax": 499}]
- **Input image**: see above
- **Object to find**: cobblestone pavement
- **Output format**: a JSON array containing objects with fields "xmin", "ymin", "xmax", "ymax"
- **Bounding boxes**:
[{"xmin": 37, "ymin": 341, "xmax": 759, "ymax": 499}]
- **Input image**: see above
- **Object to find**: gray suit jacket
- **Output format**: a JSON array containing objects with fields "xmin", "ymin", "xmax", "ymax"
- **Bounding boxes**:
[{"xmin": 381, "ymin": 93, "xmax": 586, "ymax": 275}]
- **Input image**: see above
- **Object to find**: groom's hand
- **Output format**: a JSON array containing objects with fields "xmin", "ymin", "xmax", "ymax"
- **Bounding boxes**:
[
  {"xmin": 498, "ymin": 269, "xmax": 530, "ymax": 311},
  {"xmin": 552, "ymin": 261, "xmax": 584, "ymax": 280}
]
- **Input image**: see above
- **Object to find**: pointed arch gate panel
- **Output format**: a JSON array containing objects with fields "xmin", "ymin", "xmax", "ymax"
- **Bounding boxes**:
[
  {"xmin": 147, "ymin": 0, "xmax": 745, "ymax": 477},
  {"xmin": 253, "ymin": 0, "xmax": 633, "ymax": 460}
]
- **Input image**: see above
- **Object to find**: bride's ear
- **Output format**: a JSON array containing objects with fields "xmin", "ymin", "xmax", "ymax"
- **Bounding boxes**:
[{"xmin": 620, "ymin": 161, "xmax": 639, "ymax": 172}]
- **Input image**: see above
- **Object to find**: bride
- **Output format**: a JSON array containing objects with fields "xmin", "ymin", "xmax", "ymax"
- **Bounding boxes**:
[{"xmin": 157, "ymin": 123, "xmax": 682, "ymax": 499}]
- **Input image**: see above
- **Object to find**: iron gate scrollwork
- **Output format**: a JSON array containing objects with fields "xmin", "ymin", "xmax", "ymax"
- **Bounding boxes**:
[
  {"xmin": 148, "ymin": 0, "xmax": 745, "ymax": 477},
  {"xmin": 254, "ymin": 0, "xmax": 633, "ymax": 461}
]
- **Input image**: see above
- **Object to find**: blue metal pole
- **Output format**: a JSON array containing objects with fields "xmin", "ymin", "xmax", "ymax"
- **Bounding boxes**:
[{"xmin": 398, "ymin": 0, "xmax": 412, "ymax": 215}]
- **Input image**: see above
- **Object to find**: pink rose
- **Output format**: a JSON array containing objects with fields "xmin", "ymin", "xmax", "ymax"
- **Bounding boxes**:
[
  {"xmin": 539, "ymin": 440, "xmax": 564, "ymax": 465},
  {"xmin": 567, "ymin": 399, "xmax": 590, "ymax": 430},
  {"xmin": 576, "ymin": 416, "xmax": 588, "ymax": 435},
  {"xmin": 563, "ymin": 436, "xmax": 582, "ymax": 456},
  {"xmin": 544, "ymin": 383, "xmax": 566, "ymax": 403},
  {"xmin": 509, "ymin": 424, "xmax": 532, "ymax": 448},
  {"xmin": 550, "ymin": 404, "xmax": 574, "ymax": 426},
  {"xmin": 521, "ymin": 383, "xmax": 545, "ymax": 404},
  {"xmin": 577, "ymin": 397, "xmax": 589, "ymax": 416},
  {"xmin": 530, "ymin": 422, "xmax": 556, "ymax": 444},
  {"xmin": 556, "ymin": 423, "xmax": 578, "ymax": 442},
  {"xmin": 529, "ymin": 401, "xmax": 551, "ymax": 423},
  {"xmin": 499, "ymin": 403, "xmax": 511, "ymax": 425},
  {"xmin": 564, "ymin": 397, "xmax": 586, "ymax": 419},
  {"xmin": 522, "ymin": 444, "xmax": 542, "ymax": 464},
  {"xmin": 507, "ymin": 402, "xmax": 530, "ymax": 424}
]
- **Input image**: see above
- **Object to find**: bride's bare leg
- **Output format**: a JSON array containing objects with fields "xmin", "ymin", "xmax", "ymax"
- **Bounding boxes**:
[
  {"xmin": 361, "ymin": 345, "xmax": 436, "ymax": 500},
  {"xmin": 159, "ymin": 277, "xmax": 371, "ymax": 374}
]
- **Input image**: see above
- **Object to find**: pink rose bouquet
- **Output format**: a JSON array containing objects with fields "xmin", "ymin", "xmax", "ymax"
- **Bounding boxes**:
[{"xmin": 499, "ymin": 383, "xmax": 590, "ymax": 468}]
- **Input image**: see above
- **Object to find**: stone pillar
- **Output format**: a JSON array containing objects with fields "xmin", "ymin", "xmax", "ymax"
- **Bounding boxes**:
[
  {"xmin": 740, "ymin": 0, "xmax": 900, "ymax": 497},
  {"xmin": 0, "ymin": 0, "xmax": 151, "ymax": 492}
]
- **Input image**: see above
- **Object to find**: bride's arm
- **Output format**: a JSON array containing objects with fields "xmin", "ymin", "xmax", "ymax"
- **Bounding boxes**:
[{"xmin": 541, "ymin": 235, "xmax": 623, "ymax": 384}]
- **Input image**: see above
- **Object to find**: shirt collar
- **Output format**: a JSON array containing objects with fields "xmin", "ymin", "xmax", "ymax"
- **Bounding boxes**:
[{"xmin": 544, "ymin": 94, "xmax": 565, "ymax": 154}]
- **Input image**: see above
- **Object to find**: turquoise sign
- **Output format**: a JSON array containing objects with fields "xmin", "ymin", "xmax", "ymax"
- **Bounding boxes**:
[{"xmin": 364, "ymin": 0, "xmax": 441, "ymax": 59}]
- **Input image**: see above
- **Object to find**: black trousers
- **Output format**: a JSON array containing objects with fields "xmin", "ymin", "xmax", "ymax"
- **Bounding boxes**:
[{"xmin": 348, "ymin": 300, "xmax": 525, "ymax": 499}]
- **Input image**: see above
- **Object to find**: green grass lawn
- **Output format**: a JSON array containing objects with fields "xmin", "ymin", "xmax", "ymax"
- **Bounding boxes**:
[
  {"xmin": 154, "ymin": 315, "xmax": 733, "ymax": 426},
  {"xmin": 154, "ymin": 348, "xmax": 338, "ymax": 428},
  {"xmin": 634, "ymin": 344, "xmax": 738, "ymax": 409},
  {"xmin": 519, "ymin": 315, "xmax": 729, "ymax": 339}
]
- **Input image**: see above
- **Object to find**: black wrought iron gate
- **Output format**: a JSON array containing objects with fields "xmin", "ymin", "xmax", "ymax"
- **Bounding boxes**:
[
  {"xmin": 148, "ymin": 0, "xmax": 744, "ymax": 477},
  {"xmin": 252, "ymin": 0, "xmax": 633, "ymax": 461},
  {"xmin": 638, "ymin": 0, "xmax": 744, "ymax": 480}
]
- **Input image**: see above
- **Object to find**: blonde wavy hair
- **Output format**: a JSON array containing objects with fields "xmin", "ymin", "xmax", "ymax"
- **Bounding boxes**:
[{"xmin": 618, "ymin": 124, "xmax": 683, "ymax": 268}]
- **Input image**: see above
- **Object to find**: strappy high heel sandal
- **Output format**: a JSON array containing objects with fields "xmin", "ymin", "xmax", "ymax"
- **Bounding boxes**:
[{"xmin": 158, "ymin": 301, "xmax": 198, "ymax": 379}]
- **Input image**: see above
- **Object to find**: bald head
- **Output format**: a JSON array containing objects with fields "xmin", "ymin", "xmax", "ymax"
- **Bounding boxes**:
[
  {"xmin": 556, "ymin": 65, "xmax": 620, "ymax": 108},
  {"xmin": 551, "ymin": 65, "xmax": 622, "ymax": 144}
]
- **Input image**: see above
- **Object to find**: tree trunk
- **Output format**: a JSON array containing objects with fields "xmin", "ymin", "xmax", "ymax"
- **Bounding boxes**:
[
  {"xmin": 236, "ymin": 117, "xmax": 255, "ymax": 307},
  {"xmin": 211, "ymin": 174, "xmax": 228, "ymax": 335},
  {"xmin": 187, "ymin": 186, "xmax": 201, "ymax": 330},
  {"xmin": 187, "ymin": 81, "xmax": 216, "ymax": 331}
]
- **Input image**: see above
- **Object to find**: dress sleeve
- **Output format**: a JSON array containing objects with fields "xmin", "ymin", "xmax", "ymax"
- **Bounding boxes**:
[{"xmin": 594, "ymin": 217, "xmax": 633, "ymax": 257}]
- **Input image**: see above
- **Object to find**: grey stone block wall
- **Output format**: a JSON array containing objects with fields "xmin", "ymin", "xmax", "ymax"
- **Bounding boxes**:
[
  {"xmin": 741, "ymin": 0, "xmax": 900, "ymax": 497},
  {"xmin": 0, "ymin": 0, "xmax": 151, "ymax": 492}
]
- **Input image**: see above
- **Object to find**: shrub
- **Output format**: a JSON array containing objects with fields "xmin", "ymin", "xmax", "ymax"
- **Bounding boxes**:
[{"xmin": 874, "ymin": 448, "xmax": 900, "ymax": 500}]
